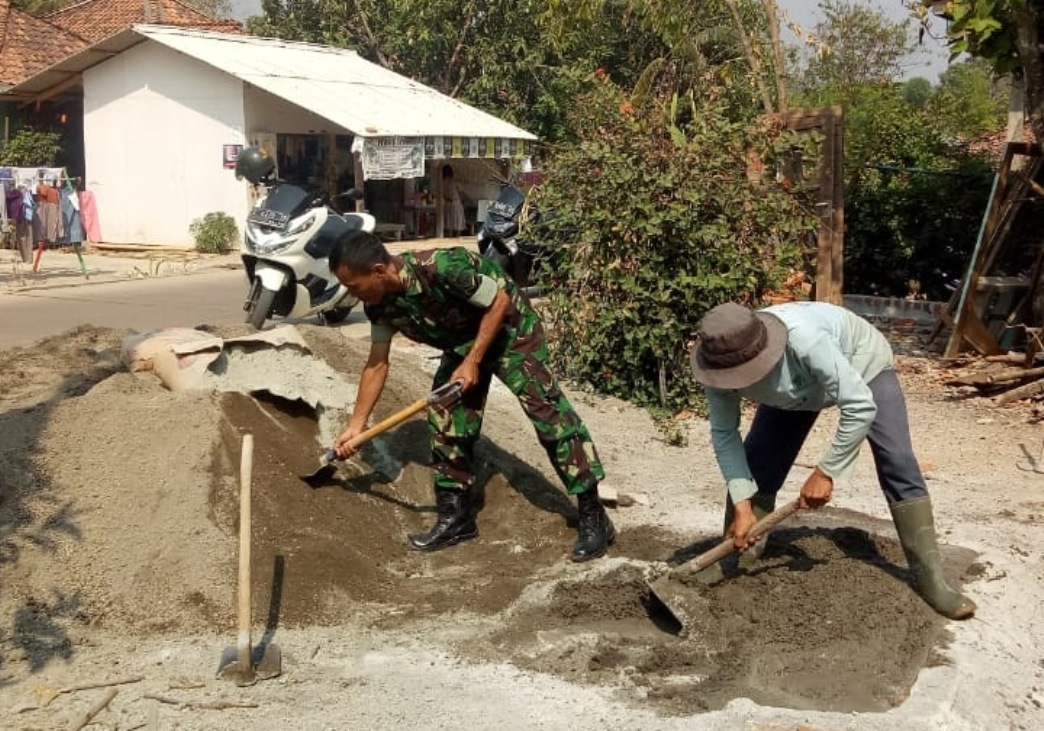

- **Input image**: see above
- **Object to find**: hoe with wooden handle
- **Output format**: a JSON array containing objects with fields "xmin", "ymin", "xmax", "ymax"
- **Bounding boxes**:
[
  {"xmin": 218, "ymin": 434, "xmax": 281, "ymax": 686},
  {"xmin": 301, "ymin": 381, "xmax": 463, "ymax": 487},
  {"xmin": 647, "ymin": 500, "xmax": 800, "ymax": 636}
]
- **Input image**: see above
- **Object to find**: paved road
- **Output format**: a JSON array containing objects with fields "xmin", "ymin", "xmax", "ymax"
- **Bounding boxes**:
[{"xmin": 0, "ymin": 270, "xmax": 252, "ymax": 349}]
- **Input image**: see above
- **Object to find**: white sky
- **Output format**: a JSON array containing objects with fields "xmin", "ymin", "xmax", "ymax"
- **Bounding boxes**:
[
  {"xmin": 777, "ymin": 0, "xmax": 953, "ymax": 81},
  {"xmin": 228, "ymin": 0, "xmax": 953, "ymax": 82},
  {"xmin": 229, "ymin": 0, "xmax": 261, "ymax": 23}
]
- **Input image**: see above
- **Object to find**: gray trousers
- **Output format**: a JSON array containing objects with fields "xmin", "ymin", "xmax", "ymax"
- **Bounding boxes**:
[{"xmin": 743, "ymin": 369, "xmax": 927, "ymax": 505}]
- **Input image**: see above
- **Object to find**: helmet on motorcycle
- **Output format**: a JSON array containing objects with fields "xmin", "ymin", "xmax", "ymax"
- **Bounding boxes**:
[{"xmin": 234, "ymin": 147, "xmax": 276, "ymax": 184}]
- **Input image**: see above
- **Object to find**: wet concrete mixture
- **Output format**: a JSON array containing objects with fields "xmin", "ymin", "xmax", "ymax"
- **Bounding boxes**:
[
  {"xmin": 205, "ymin": 331, "xmax": 975, "ymax": 716},
  {"xmin": 0, "ymin": 323, "xmax": 1012, "ymax": 730}
]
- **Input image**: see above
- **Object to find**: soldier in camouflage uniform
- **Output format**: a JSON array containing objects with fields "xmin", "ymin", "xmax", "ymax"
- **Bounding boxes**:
[{"xmin": 328, "ymin": 230, "xmax": 614, "ymax": 561}]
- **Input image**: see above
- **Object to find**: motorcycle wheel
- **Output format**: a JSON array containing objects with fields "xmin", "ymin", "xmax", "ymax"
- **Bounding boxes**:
[
  {"xmin": 245, "ymin": 286, "xmax": 277, "ymax": 329},
  {"xmin": 322, "ymin": 297, "xmax": 360, "ymax": 325}
]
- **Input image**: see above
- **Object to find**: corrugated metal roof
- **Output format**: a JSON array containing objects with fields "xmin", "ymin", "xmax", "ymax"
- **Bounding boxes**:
[
  {"xmin": 141, "ymin": 25, "xmax": 536, "ymax": 141},
  {"xmin": 2, "ymin": 25, "xmax": 536, "ymax": 142}
]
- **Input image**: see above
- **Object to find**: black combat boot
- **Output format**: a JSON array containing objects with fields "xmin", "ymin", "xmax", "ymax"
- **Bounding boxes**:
[
  {"xmin": 572, "ymin": 487, "xmax": 615, "ymax": 562},
  {"xmin": 408, "ymin": 489, "xmax": 478, "ymax": 552}
]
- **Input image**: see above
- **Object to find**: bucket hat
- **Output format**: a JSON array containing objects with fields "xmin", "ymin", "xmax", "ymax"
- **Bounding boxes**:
[{"xmin": 690, "ymin": 303, "xmax": 787, "ymax": 389}]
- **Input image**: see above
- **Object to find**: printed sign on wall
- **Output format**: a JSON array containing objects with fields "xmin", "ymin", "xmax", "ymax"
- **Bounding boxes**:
[{"xmin": 223, "ymin": 144, "xmax": 244, "ymax": 170}]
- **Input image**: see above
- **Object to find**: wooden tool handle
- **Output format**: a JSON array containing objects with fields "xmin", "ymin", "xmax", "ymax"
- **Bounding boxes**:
[
  {"xmin": 236, "ymin": 434, "xmax": 253, "ymax": 666},
  {"xmin": 688, "ymin": 499, "xmax": 801, "ymax": 573},
  {"xmin": 345, "ymin": 397, "xmax": 430, "ymax": 449}
]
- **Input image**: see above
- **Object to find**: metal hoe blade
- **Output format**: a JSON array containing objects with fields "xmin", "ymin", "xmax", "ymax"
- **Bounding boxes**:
[
  {"xmin": 299, "ymin": 382, "xmax": 464, "ymax": 488},
  {"xmin": 646, "ymin": 500, "xmax": 800, "ymax": 634},
  {"xmin": 217, "ymin": 642, "xmax": 282, "ymax": 687},
  {"xmin": 301, "ymin": 450, "xmax": 338, "ymax": 487}
]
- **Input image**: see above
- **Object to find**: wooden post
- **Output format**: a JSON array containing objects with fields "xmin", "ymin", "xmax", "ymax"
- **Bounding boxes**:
[
  {"xmin": 776, "ymin": 106, "xmax": 845, "ymax": 305},
  {"xmin": 815, "ymin": 111, "xmax": 836, "ymax": 304},
  {"xmin": 943, "ymin": 145, "xmax": 1016, "ymax": 358},
  {"xmin": 943, "ymin": 172, "xmax": 1000, "ymax": 358},
  {"xmin": 829, "ymin": 106, "xmax": 844, "ymax": 304}
]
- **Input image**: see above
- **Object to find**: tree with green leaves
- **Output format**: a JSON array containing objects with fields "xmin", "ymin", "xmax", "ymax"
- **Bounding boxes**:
[
  {"xmin": 534, "ymin": 78, "xmax": 816, "ymax": 410},
  {"xmin": 247, "ymin": 1, "xmax": 792, "ymax": 143},
  {"xmin": 9, "ymin": 0, "xmax": 66, "ymax": 13},
  {"xmin": 916, "ymin": 0, "xmax": 1044, "ymax": 149},
  {"xmin": 795, "ymin": 0, "xmax": 914, "ymax": 99},
  {"xmin": 902, "ymin": 76, "xmax": 934, "ymax": 108},
  {"xmin": 840, "ymin": 83, "xmax": 994, "ymax": 299},
  {"xmin": 248, "ymin": 0, "xmax": 669, "ymax": 142},
  {"xmin": 783, "ymin": 3, "xmax": 1000, "ymax": 301},
  {"xmin": 929, "ymin": 58, "xmax": 1009, "ymax": 139},
  {"xmin": 0, "ymin": 128, "xmax": 61, "ymax": 166}
]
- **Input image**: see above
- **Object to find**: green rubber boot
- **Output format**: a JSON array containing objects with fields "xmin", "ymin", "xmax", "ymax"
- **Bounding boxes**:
[{"xmin": 890, "ymin": 496, "xmax": 976, "ymax": 620}]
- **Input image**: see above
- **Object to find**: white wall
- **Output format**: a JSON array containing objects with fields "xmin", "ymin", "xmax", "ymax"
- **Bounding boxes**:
[
  {"xmin": 84, "ymin": 41, "xmax": 248, "ymax": 246},
  {"xmin": 244, "ymin": 85, "xmax": 338, "ymax": 136}
]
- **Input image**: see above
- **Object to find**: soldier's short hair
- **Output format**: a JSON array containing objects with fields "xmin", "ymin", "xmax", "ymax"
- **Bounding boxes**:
[{"xmin": 330, "ymin": 230, "xmax": 392, "ymax": 273}]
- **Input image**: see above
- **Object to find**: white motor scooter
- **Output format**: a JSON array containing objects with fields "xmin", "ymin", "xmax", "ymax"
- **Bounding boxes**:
[{"xmin": 236, "ymin": 151, "xmax": 375, "ymax": 329}]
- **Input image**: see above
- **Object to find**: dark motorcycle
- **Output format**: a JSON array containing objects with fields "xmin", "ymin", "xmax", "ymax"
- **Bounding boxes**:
[{"xmin": 476, "ymin": 183, "xmax": 546, "ymax": 293}]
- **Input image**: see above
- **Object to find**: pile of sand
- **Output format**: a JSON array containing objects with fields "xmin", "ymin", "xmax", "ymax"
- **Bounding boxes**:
[{"xmin": 0, "ymin": 325, "xmax": 977, "ymax": 715}]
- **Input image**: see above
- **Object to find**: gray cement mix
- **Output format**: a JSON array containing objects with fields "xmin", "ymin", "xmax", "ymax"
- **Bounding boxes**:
[{"xmin": 205, "ymin": 345, "xmax": 357, "ymax": 450}]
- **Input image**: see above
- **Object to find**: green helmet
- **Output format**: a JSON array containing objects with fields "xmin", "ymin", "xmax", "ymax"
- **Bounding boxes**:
[{"xmin": 234, "ymin": 146, "xmax": 275, "ymax": 184}]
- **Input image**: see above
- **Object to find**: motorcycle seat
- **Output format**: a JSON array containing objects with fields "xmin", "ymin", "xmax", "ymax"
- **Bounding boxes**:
[{"xmin": 305, "ymin": 213, "xmax": 367, "ymax": 259}]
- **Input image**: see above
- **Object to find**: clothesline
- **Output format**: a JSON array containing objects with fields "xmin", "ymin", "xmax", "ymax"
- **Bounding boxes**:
[
  {"xmin": 1, "ymin": 165, "xmax": 102, "ymax": 279},
  {"xmin": 0, "ymin": 166, "xmax": 65, "ymax": 192}
]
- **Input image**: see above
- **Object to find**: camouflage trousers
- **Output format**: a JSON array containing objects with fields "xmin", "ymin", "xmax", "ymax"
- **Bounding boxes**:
[{"xmin": 429, "ymin": 320, "xmax": 605, "ymax": 495}]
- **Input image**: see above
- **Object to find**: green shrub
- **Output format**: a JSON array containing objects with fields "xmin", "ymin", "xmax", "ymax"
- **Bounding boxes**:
[
  {"xmin": 534, "ymin": 80, "xmax": 818, "ymax": 412},
  {"xmin": 189, "ymin": 212, "xmax": 239, "ymax": 253},
  {"xmin": 837, "ymin": 85, "xmax": 996, "ymax": 300},
  {"xmin": 0, "ymin": 128, "xmax": 62, "ymax": 166}
]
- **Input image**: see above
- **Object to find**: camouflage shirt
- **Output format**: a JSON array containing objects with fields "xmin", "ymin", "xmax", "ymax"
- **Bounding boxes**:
[{"xmin": 365, "ymin": 248, "xmax": 527, "ymax": 356}]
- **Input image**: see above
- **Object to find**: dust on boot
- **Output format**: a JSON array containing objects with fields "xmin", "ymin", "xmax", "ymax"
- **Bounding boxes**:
[
  {"xmin": 408, "ymin": 489, "xmax": 477, "ymax": 552},
  {"xmin": 890, "ymin": 496, "xmax": 976, "ymax": 620},
  {"xmin": 572, "ymin": 487, "xmax": 615, "ymax": 562}
]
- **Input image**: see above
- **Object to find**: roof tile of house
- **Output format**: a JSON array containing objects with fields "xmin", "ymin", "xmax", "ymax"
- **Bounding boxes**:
[
  {"xmin": 0, "ymin": 0, "xmax": 88, "ymax": 87},
  {"xmin": 45, "ymin": 0, "xmax": 242, "ymax": 44},
  {"xmin": 964, "ymin": 123, "xmax": 1038, "ymax": 159}
]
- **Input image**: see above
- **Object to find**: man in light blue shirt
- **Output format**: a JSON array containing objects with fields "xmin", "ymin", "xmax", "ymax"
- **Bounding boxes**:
[{"xmin": 690, "ymin": 301, "xmax": 975, "ymax": 620}]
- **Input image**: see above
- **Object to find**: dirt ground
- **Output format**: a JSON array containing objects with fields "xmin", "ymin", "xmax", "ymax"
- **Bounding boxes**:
[{"xmin": 1, "ymin": 323, "xmax": 1043, "ymax": 730}]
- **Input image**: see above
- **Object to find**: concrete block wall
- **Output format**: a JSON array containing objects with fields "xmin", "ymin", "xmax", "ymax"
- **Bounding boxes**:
[{"xmin": 842, "ymin": 295, "xmax": 946, "ymax": 337}]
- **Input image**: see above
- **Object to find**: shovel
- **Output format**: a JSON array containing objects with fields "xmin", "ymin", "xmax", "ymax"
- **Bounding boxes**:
[
  {"xmin": 218, "ymin": 434, "xmax": 281, "ymax": 686},
  {"xmin": 301, "ymin": 381, "xmax": 463, "ymax": 487},
  {"xmin": 647, "ymin": 499, "xmax": 800, "ymax": 635}
]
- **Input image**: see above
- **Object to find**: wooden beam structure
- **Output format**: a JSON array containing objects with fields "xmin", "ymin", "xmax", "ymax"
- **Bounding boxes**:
[
  {"xmin": 942, "ymin": 142, "xmax": 1043, "ymax": 358},
  {"xmin": 774, "ymin": 106, "xmax": 845, "ymax": 305}
]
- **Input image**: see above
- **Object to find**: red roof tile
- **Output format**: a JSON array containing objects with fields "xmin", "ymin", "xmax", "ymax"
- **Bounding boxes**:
[
  {"xmin": 963, "ymin": 123, "xmax": 1037, "ymax": 158},
  {"xmin": 0, "ymin": 0, "xmax": 89, "ymax": 87},
  {"xmin": 45, "ymin": 0, "xmax": 242, "ymax": 43}
]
